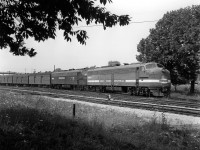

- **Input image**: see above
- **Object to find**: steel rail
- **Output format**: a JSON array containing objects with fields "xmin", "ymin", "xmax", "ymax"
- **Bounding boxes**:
[{"xmin": 0, "ymin": 87, "xmax": 200, "ymax": 117}]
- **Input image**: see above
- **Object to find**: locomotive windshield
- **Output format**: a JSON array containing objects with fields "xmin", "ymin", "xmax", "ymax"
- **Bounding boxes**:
[
  {"xmin": 145, "ymin": 63, "xmax": 157, "ymax": 69},
  {"xmin": 157, "ymin": 63, "xmax": 164, "ymax": 68},
  {"xmin": 145, "ymin": 63, "xmax": 164, "ymax": 69}
]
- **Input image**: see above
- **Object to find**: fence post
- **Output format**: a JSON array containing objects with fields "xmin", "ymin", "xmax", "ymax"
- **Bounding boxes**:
[{"xmin": 73, "ymin": 104, "xmax": 76, "ymax": 118}]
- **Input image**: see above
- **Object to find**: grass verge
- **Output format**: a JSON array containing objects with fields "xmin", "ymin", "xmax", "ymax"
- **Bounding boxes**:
[{"xmin": 0, "ymin": 91, "xmax": 200, "ymax": 150}]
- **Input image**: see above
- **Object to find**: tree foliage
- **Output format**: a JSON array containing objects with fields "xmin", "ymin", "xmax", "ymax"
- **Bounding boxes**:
[
  {"xmin": 136, "ymin": 5, "xmax": 200, "ymax": 93},
  {"xmin": 0, "ymin": 0, "xmax": 130, "ymax": 57}
]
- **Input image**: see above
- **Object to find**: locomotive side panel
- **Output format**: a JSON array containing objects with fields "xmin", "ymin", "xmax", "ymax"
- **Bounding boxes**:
[
  {"xmin": 87, "ymin": 69, "xmax": 112, "ymax": 86},
  {"xmin": 142, "ymin": 68, "xmax": 171, "ymax": 89},
  {"xmin": 113, "ymin": 73, "xmax": 136, "ymax": 86},
  {"xmin": 52, "ymin": 71, "xmax": 79, "ymax": 85},
  {"xmin": 113, "ymin": 67, "xmax": 138, "ymax": 87},
  {"xmin": 52, "ymin": 76, "xmax": 78, "ymax": 85},
  {"xmin": 138, "ymin": 78, "xmax": 160, "ymax": 88},
  {"xmin": 51, "ymin": 74, "xmax": 65, "ymax": 85},
  {"xmin": 87, "ymin": 65, "xmax": 142, "ymax": 87},
  {"xmin": 87, "ymin": 74, "xmax": 112, "ymax": 86},
  {"xmin": 68, "ymin": 76, "xmax": 78, "ymax": 85}
]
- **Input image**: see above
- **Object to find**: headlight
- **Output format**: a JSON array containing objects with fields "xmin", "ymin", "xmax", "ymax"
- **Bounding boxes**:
[
  {"xmin": 160, "ymin": 79, "xmax": 168, "ymax": 83},
  {"xmin": 160, "ymin": 75, "xmax": 170, "ymax": 83}
]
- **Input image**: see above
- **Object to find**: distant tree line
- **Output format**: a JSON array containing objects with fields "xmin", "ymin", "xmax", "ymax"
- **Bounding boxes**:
[{"xmin": 136, "ymin": 5, "xmax": 200, "ymax": 93}]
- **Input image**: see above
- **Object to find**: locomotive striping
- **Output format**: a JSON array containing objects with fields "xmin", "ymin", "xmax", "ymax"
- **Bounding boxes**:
[
  {"xmin": 125, "ymin": 80, "xmax": 135, "ymax": 82},
  {"xmin": 139, "ymin": 79, "xmax": 160, "ymax": 83},
  {"xmin": 88, "ymin": 80, "xmax": 100, "ymax": 83},
  {"xmin": 126, "ymin": 79, "xmax": 161, "ymax": 83},
  {"xmin": 88, "ymin": 79, "xmax": 170, "ymax": 83}
]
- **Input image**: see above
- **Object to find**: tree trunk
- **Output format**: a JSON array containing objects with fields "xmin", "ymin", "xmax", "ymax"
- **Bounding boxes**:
[
  {"xmin": 190, "ymin": 80, "xmax": 195, "ymax": 94},
  {"xmin": 174, "ymin": 85, "xmax": 177, "ymax": 92}
]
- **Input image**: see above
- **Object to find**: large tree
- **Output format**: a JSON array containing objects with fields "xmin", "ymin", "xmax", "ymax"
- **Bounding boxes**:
[
  {"xmin": 136, "ymin": 5, "xmax": 200, "ymax": 93},
  {"xmin": 0, "ymin": 0, "xmax": 130, "ymax": 57}
]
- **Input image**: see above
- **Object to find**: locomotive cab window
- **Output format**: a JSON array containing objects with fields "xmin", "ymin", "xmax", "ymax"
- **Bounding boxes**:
[
  {"xmin": 145, "ymin": 63, "xmax": 157, "ymax": 69},
  {"xmin": 157, "ymin": 63, "xmax": 164, "ymax": 68}
]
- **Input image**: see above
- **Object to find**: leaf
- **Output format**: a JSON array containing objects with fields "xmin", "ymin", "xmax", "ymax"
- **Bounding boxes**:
[
  {"xmin": 0, "ymin": 0, "xmax": 130, "ymax": 57},
  {"xmin": 136, "ymin": 5, "xmax": 200, "ymax": 85}
]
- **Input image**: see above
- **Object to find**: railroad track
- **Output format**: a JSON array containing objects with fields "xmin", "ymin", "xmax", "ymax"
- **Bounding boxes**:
[
  {"xmin": 109, "ymin": 93, "xmax": 200, "ymax": 109},
  {"xmin": 0, "ymin": 86, "xmax": 200, "ymax": 117}
]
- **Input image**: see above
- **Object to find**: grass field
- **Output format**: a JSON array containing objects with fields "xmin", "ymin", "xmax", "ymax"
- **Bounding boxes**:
[
  {"xmin": 171, "ymin": 84, "xmax": 200, "ymax": 93},
  {"xmin": 0, "ymin": 91, "xmax": 200, "ymax": 149},
  {"xmin": 170, "ymin": 84, "xmax": 200, "ymax": 100}
]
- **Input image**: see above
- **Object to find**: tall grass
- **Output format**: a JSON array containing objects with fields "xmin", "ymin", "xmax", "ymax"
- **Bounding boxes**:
[
  {"xmin": 0, "ymin": 92, "xmax": 127, "ymax": 150},
  {"xmin": 171, "ymin": 84, "xmax": 200, "ymax": 93},
  {"xmin": 1, "ymin": 107, "xmax": 132, "ymax": 150},
  {"xmin": 107, "ymin": 113, "xmax": 200, "ymax": 150},
  {"xmin": 0, "ymin": 91, "xmax": 200, "ymax": 150},
  {"xmin": 171, "ymin": 84, "xmax": 200, "ymax": 100}
]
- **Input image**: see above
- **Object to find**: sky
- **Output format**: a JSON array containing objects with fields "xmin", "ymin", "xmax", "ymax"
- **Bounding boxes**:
[{"xmin": 0, "ymin": 0, "xmax": 200, "ymax": 73}]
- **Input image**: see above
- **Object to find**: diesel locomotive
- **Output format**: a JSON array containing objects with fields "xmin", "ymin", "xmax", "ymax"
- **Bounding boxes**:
[{"xmin": 0, "ymin": 62, "xmax": 171, "ymax": 96}]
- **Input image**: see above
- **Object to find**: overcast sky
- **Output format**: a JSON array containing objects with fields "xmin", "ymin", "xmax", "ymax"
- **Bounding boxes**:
[{"xmin": 0, "ymin": 0, "xmax": 200, "ymax": 73}]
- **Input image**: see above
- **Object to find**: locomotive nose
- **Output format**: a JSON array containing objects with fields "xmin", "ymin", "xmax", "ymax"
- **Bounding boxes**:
[
  {"xmin": 150, "ymin": 67, "xmax": 171, "ymax": 83},
  {"xmin": 162, "ymin": 68, "xmax": 170, "ymax": 74},
  {"xmin": 160, "ymin": 68, "xmax": 171, "ymax": 83}
]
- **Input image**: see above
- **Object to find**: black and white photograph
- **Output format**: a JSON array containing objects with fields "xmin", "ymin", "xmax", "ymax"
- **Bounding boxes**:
[{"xmin": 0, "ymin": 0, "xmax": 200, "ymax": 149}]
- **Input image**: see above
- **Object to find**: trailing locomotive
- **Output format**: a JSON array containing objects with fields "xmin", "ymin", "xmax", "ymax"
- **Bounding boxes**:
[
  {"xmin": 51, "ymin": 69, "xmax": 87, "ymax": 89},
  {"xmin": 0, "ymin": 62, "xmax": 171, "ymax": 96}
]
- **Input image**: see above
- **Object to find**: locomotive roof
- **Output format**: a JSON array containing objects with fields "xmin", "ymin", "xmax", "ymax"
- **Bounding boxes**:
[
  {"xmin": 11, "ymin": 72, "xmax": 51, "ymax": 76},
  {"xmin": 52, "ymin": 69, "xmax": 81, "ymax": 75},
  {"xmin": 88, "ymin": 63, "xmax": 145, "ymax": 72}
]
